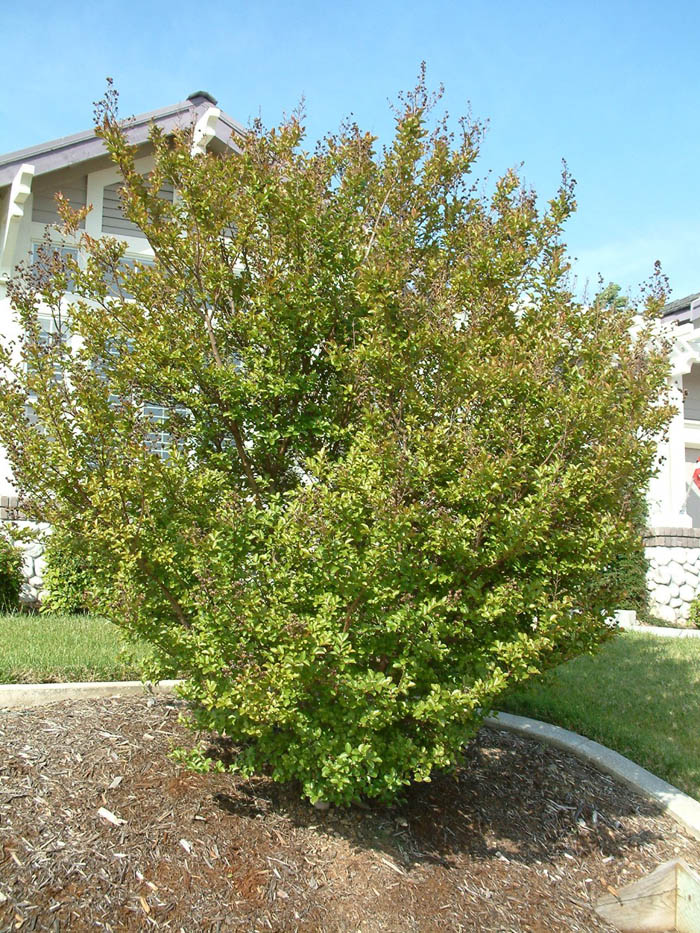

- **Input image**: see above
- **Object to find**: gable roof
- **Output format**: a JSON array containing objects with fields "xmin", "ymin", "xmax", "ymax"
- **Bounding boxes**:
[
  {"xmin": 0, "ymin": 92, "xmax": 244, "ymax": 188},
  {"xmin": 662, "ymin": 292, "xmax": 700, "ymax": 326}
]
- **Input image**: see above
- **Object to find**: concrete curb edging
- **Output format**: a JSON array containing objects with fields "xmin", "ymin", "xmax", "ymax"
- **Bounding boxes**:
[
  {"xmin": 613, "ymin": 610, "xmax": 700, "ymax": 639},
  {"xmin": 0, "ymin": 679, "xmax": 184, "ymax": 709},
  {"xmin": 485, "ymin": 711, "xmax": 700, "ymax": 843},
  {"xmin": 617, "ymin": 620, "xmax": 700, "ymax": 639}
]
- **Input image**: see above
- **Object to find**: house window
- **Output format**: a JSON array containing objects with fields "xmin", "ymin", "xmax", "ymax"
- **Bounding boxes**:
[
  {"xmin": 143, "ymin": 404, "xmax": 170, "ymax": 459},
  {"xmin": 141, "ymin": 403, "xmax": 191, "ymax": 461},
  {"xmin": 683, "ymin": 364, "xmax": 700, "ymax": 422},
  {"xmin": 35, "ymin": 312, "xmax": 70, "ymax": 382},
  {"xmin": 24, "ymin": 312, "xmax": 71, "ymax": 425},
  {"xmin": 104, "ymin": 255, "xmax": 154, "ymax": 298}
]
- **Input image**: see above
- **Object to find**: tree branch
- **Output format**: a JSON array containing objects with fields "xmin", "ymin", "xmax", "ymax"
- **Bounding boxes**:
[
  {"xmin": 363, "ymin": 184, "xmax": 395, "ymax": 262},
  {"xmin": 136, "ymin": 556, "xmax": 191, "ymax": 629}
]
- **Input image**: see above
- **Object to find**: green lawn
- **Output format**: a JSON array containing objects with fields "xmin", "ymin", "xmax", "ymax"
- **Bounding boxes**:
[
  {"xmin": 500, "ymin": 631, "xmax": 700, "ymax": 800},
  {"xmin": 0, "ymin": 612, "xmax": 148, "ymax": 684}
]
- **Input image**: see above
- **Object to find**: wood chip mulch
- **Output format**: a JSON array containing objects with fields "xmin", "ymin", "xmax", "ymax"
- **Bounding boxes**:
[{"xmin": 0, "ymin": 694, "xmax": 698, "ymax": 932}]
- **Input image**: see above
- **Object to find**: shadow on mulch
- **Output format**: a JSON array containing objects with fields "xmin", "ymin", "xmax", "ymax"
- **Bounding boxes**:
[{"xmin": 205, "ymin": 727, "xmax": 666, "ymax": 874}]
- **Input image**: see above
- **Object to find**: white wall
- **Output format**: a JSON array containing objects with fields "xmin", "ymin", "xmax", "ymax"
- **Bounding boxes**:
[
  {"xmin": 0, "ymin": 284, "xmax": 23, "ymax": 498},
  {"xmin": 684, "ymin": 364, "xmax": 700, "ymax": 421}
]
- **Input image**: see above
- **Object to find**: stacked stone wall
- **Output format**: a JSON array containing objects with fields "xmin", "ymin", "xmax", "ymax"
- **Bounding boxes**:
[
  {"xmin": 644, "ymin": 527, "xmax": 700, "ymax": 624},
  {"xmin": 17, "ymin": 526, "xmax": 48, "ymax": 606}
]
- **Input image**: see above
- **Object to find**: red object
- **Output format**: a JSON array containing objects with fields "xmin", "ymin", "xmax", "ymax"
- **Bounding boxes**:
[{"xmin": 692, "ymin": 459, "xmax": 700, "ymax": 497}]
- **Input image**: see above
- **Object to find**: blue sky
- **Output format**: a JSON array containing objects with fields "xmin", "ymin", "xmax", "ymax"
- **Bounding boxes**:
[{"xmin": 1, "ymin": 0, "xmax": 697, "ymax": 302}]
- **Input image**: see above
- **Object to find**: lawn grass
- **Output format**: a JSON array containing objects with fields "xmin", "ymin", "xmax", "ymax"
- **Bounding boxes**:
[
  {"xmin": 500, "ymin": 630, "xmax": 700, "ymax": 800},
  {"xmin": 0, "ymin": 612, "xmax": 148, "ymax": 684}
]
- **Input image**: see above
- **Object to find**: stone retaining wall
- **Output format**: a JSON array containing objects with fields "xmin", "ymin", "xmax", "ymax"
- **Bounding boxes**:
[
  {"xmin": 643, "ymin": 527, "xmax": 700, "ymax": 624},
  {"xmin": 18, "ymin": 526, "xmax": 48, "ymax": 606}
]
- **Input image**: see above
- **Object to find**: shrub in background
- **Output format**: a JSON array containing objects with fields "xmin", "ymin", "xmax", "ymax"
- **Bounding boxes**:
[
  {"xmin": 594, "ymin": 495, "xmax": 651, "ymax": 620},
  {"xmin": 588, "ymin": 290, "xmax": 652, "ymax": 621},
  {"xmin": 0, "ymin": 534, "xmax": 23, "ymax": 612},
  {"xmin": 686, "ymin": 596, "xmax": 700, "ymax": 629},
  {"xmin": 41, "ymin": 528, "xmax": 93, "ymax": 614},
  {"xmin": 609, "ymin": 539, "xmax": 652, "ymax": 620},
  {"xmin": 0, "ymin": 76, "xmax": 673, "ymax": 804}
]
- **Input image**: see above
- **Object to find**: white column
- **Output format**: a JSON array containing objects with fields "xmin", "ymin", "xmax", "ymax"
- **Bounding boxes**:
[{"xmin": 648, "ymin": 374, "xmax": 692, "ymax": 527}]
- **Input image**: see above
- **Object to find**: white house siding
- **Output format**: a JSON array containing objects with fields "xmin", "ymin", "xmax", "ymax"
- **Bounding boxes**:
[
  {"xmin": 0, "ymin": 285, "xmax": 23, "ymax": 499},
  {"xmin": 31, "ymin": 166, "xmax": 87, "ymax": 228},
  {"xmin": 0, "ymin": 172, "xmax": 31, "ymax": 498},
  {"xmin": 102, "ymin": 178, "xmax": 174, "ymax": 237}
]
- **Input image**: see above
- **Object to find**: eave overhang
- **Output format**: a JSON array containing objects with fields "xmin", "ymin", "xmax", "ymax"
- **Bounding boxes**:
[{"xmin": 0, "ymin": 94, "xmax": 245, "ymax": 188}]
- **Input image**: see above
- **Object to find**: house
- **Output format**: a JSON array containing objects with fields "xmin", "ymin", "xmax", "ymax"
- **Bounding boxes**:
[
  {"xmin": 0, "ymin": 90, "xmax": 243, "ymax": 515},
  {"xmin": 643, "ymin": 293, "xmax": 700, "ymax": 623},
  {"xmin": 0, "ymin": 92, "xmax": 243, "ymax": 601}
]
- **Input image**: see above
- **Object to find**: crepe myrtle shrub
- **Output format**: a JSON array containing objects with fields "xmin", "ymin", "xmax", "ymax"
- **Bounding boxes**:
[{"xmin": 0, "ymin": 77, "xmax": 672, "ymax": 804}]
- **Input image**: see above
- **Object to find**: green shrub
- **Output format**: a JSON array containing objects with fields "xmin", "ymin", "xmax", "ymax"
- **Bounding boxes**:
[
  {"xmin": 686, "ymin": 597, "xmax": 700, "ymax": 629},
  {"xmin": 0, "ymin": 534, "xmax": 23, "ymax": 611},
  {"xmin": 595, "ymin": 497, "xmax": 651, "ymax": 620},
  {"xmin": 42, "ymin": 529, "xmax": 93, "ymax": 614},
  {"xmin": 0, "ymin": 78, "xmax": 673, "ymax": 805}
]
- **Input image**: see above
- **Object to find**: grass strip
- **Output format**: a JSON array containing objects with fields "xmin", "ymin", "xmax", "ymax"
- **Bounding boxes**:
[
  {"xmin": 500, "ymin": 631, "xmax": 700, "ymax": 801},
  {"xmin": 0, "ymin": 612, "xmax": 147, "ymax": 684}
]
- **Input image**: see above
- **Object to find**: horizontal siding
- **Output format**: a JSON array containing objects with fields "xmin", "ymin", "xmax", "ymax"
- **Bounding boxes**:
[
  {"xmin": 102, "ymin": 179, "xmax": 174, "ymax": 237},
  {"xmin": 684, "ymin": 365, "xmax": 700, "ymax": 421},
  {"xmin": 102, "ymin": 182, "xmax": 142, "ymax": 236},
  {"xmin": 32, "ymin": 171, "xmax": 87, "ymax": 227}
]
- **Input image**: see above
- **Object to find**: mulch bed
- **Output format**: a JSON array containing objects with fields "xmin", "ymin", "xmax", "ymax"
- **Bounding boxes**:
[{"xmin": 0, "ymin": 696, "xmax": 697, "ymax": 932}]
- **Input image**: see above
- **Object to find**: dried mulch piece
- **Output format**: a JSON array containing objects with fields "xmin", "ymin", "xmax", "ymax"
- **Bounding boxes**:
[{"xmin": 0, "ymin": 695, "xmax": 697, "ymax": 931}]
